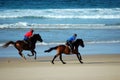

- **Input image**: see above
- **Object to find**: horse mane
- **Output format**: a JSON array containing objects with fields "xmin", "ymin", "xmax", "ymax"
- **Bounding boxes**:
[
  {"xmin": 30, "ymin": 34, "xmax": 43, "ymax": 42},
  {"xmin": 73, "ymin": 38, "xmax": 84, "ymax": 47},
  {"xmin": 30, "ymin": 34, "xmax": 39, "ymax": 39},
  {"xmin": 76, "ymin": 39, "xmax": 83, "ymax": 42},
  {"xmin": 74, "ymin": 39, "xmax": 83, "ymax": 44},
  {"xmin": 32, "ymin": 34, "xmax": 39, "ymax": 37}
]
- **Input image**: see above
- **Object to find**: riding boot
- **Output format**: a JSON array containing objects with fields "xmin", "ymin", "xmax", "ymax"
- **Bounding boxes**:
[
  {"xmin": 66, "ymin": 41, "xmax": 73, "ymax": 52},
  {"xmin": 71, "ymin": 46, "xmax": 74, "ymax": 52},
  {"xmin": 29, "ymin": 41, "xmax": 32, "ymax": 48},
  {"xmin": 27, "ymin": 40, "xmax": 32, "ymax": 48}
]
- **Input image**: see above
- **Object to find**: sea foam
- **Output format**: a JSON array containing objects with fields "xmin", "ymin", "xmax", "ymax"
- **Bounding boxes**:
[{"xmin": 0, "ymin": 8, "xmax": 120, "ymax": 19}]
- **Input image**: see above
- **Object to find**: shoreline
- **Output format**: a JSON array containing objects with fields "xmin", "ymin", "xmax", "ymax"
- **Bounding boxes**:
[{"xmin": 1, "ymin": 43, "xmax": 120, "ymax": 58}]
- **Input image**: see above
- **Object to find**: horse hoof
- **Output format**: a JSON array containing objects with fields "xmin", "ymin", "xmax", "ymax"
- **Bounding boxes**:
[
  {"xmin": 27, "ymin": 54, "xmax": 30, "ymax": 56},
  {"xmin": 80, "ymin": 61, "xmax": 83, "ymax": 64},
  {"xmin": 23, "ymin": 57, "xmax": 26, "ymax": 60},
  {"xmin": 34, "ymin": 58, "xmax": 37, "ymax": 60},
  {"xmin": 51, "ymin": 61, "xmax": 54, "ymax": 64},
  {"xmin": 63, "ymin": 62, "xmax": 66, "ymax": 64}
]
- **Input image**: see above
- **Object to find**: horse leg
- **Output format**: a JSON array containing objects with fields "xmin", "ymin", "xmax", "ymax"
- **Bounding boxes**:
[
  {"xmin": 78, "ymin": 53, "xmax": 83, "ymax": 64},
  {"xmin": 59, "ymin": 54, "xmax": 66, "ymax": 64},
  {"xmin": 18, "ymin": 50, "xmax": 26, "ymax": 60},
  {"xmin": 27, "ymin": 50, "xmax": 37, "ymax": 60},
  {"xmin": 34, "ymin": 50, "xmax": 37, "ymax": 60},
  {"xmin": 51, "ymin": 54, "xmax": 59, "ymax": 64},
  {"xmin": 27, "ymin": 51, "xmax": 34, "ymax": 57},
  {"xmin": 79, "ymin": 53, "xmax": 83, "ymax": 60},
  {"xmin": 76, "ymin": 53, "xmax": 83, "ymax": 64},
  {"xmin": 79, "ymin": 53, "xmax": 83, "ymax": 64}
]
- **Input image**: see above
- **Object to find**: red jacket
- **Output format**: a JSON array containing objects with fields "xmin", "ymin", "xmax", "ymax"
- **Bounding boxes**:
[{"xmin": 24, "ymin": 31, "xmax": 33, "ymax": 38}]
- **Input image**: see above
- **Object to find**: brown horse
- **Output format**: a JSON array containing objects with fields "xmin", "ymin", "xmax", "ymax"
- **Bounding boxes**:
[
  {"xmin": 2, "ymin": 34, "xmax": 43, "ymax": 60},
  {"xmin": 44, "ymin": 39, "xmax": 84, "ymax": 64}
]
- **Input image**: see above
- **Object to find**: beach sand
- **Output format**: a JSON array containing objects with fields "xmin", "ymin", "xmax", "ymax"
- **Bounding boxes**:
[{"xmin": 0, "ymin": 54, "xmax": 120, "ymax": 80}]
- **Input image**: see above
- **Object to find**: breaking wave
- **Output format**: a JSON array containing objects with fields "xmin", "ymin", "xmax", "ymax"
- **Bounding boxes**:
[
  {"xmin": 1, "ymin": 40, "xmax": 120, "ymax": 47},
  {"xmin": 0, "ymin": 8, "xmax": 120, "ymax": 19},
  {"xmin": 0, "ymin": 22, "xmax": 120, "ymax": 29}
]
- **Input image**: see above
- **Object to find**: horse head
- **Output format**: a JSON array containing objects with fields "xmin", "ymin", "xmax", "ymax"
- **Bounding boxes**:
[
  {"xmin": 32, "ymin": 34, "xmax": 43, "ymax": 42},
  {"xmin": 75, "ymin": 39, "xmax": 85, "ymax": 48}
]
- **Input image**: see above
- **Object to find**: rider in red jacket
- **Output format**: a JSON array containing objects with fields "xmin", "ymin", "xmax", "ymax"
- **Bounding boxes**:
[
  {"xmin": 24, "ymin": 29, "xmax": 34, "ymax": 47},
  {"xmin": 24, "ymin": 29, "xmax": 34, "ymax": 41}
]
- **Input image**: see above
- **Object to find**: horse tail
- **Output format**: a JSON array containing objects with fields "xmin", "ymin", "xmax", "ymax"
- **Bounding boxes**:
[
  {"xmin": 44, "ymin": 46, "xmax": 58, "ymax": 53},
  {"xmin": 2, "ymin": 41, "xmax": 15, "ymax": 48}
]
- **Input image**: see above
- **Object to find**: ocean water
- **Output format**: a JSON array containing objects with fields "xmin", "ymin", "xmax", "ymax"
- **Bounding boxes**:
[{"xmin": 0, "ymin": 0, "xmax": 120, "ymax": 57}]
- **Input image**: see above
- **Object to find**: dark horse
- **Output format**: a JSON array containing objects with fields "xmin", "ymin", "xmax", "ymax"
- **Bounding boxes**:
[
  {"xmin": 44, "ymin": 39, "xmax": 84, "ymax": 64},
  {"xmin": 3, "ymin": 34, "xmax": 43, "ymax": 60}
]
